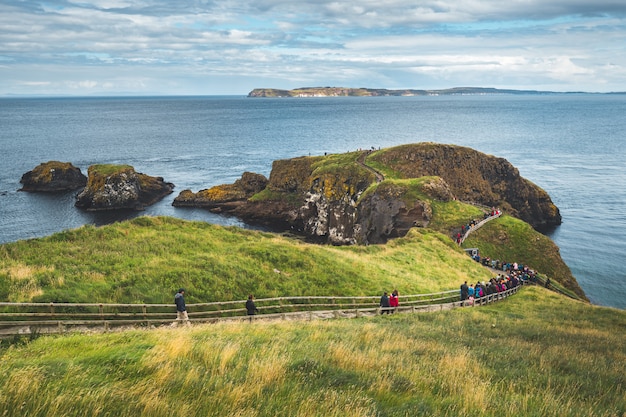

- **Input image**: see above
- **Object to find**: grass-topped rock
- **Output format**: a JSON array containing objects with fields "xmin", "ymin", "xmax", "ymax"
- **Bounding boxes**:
[
  {"xmin": 75, "ymin": 164, "xmax": 174, "ymax": 211},
  {"xmin": 19, "ymin": 161, "xmax": 87, "ymax": 192},
  {"xmin": 175, "ymin": 143, "xmax": 561, "ymax": 244}
]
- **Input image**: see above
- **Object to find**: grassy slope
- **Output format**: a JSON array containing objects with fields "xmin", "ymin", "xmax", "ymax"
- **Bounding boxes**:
[
  {"xmin": 0, "ymin": 287, "xmax": 623, "ymax": 417},
  {"xmin": 0, "ymin": 216, "xmax": 493, "ymax": 304},
  {"xmin": 462, "ymin": 215, "xmax": 585, "ymax": 299}
]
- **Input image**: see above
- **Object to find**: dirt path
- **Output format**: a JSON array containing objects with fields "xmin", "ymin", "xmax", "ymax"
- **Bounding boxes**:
[{"xmin": 356, "ymin": 151, "xmax": 384, "ymax": 182}]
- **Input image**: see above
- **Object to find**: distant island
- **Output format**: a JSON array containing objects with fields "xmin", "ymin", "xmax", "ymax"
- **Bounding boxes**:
[{"xmin": 248, "ymin": 86, "xmax": 624, "ymax": 97}]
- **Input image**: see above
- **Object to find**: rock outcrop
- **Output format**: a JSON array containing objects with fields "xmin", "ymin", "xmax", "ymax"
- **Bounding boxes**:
[
  {"xmin": 19, "ymin": 161, "xmax": 87, "ymax": 192},
  {"xmin": 173, "ymin": 143, "xmax": 561, "ymax": 244},
  {"xmin": 173, "ymin": 172, "xmax": 268, "ymax": 210},
  {"xmin": 75, "ymin": 164, "xmax": 174, "ymax": 211},
  {"xmin": 369, "ymin": 143, "xmax": 561, "ymax": 230},
  {"xmin": 357, "ymin": 177, "xmax": 454, "ymax": 244}
]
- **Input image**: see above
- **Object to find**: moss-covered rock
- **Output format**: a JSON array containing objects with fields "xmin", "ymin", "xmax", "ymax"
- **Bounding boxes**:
[
  {"xmin": 19, "ymin": 161, "xmax": 87, "ymax": 192},
  {"xmin": 75, "ymin": 164, "xmax": 174, "ymax": 211}
]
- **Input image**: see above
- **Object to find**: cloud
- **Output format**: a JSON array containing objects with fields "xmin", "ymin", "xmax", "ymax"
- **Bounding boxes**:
[{"xmin": 0, "ymin": 0, "xmax": 625, "ymax": 95}]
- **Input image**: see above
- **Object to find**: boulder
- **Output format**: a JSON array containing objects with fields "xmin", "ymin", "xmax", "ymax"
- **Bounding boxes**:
[
  {"xmin": 19, "ymin": 161, "xmax": 87, "ymax": 192},
  {"xmin": 75, "ymin": 164, "xmax": 174, "ymax": 211}
]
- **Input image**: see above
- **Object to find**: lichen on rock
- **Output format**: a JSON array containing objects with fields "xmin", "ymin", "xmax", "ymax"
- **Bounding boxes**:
[{"xmin": 173, "ymin": 172, "xmax": 268, "ymax": 208}]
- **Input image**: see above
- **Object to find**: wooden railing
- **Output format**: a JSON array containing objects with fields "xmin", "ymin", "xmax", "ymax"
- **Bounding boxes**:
[{"xmin": 0, "ymin": 285, "xmax": 527, "ymax": 337}]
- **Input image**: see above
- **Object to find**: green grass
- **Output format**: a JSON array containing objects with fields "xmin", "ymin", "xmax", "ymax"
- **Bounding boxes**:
[
  {"xmin": 0, "ymin": 216, "xmax": 493, "ymax": 304},
  {"xmin": 462, "ymin": 215, "xmax": 585, "ymax": 299},
  {"xmin": 89, "ymin": 164, "xmax": 133, "ymax": 176},
  {"xmin": 0, "ymin": 286, "xmax": 623, "ymax": 417}
]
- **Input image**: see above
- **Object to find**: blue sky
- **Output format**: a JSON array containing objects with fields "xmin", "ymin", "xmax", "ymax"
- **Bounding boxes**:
[{"xmin": 1, "ymin": 0, "xmax": 625, "ymax": 96}]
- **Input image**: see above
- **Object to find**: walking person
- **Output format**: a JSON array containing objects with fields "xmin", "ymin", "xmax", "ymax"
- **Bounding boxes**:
[
  {"xmin": 380, "ymin": 291, "xmax": 391, "ymax": 314},
  {"xmin": 246, "ymin": 294, "xmax": 259, "ymax": 318},
  {"xmin": 174, "ymin": 288, "xmax": 190, "ymax": 327},
  {"xmin": 460, "ymin": 281, "xmax": 469, "ymax": 304},
  {"xmin": 389, "ymin": 289, "xmax": 399, "ymax": 313}
]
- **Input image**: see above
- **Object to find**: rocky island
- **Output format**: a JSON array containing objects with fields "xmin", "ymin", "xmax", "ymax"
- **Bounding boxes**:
[
  {"xmin": 248, "ymin": 86, "xmax": 554, "ymax": 97},
  {"xmin": 173, "ymin": 143, "xmax": 561, "ymax": 244},
  {"xmin": 19, "ymin": 161, "xmax": 87, "ymax": 192},
  {"xmin": 75, "ymin": 164, "xmax": 174, "ymax": 211}
]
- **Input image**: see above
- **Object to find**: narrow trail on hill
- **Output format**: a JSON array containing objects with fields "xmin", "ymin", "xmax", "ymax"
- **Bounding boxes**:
[
  {"xmin": 457, "ymin": 211, "xmax": 502, "ymax": 245},
  {"xmin": 356, "ymin": 151, "xmax": 384, "ymax": 183}
]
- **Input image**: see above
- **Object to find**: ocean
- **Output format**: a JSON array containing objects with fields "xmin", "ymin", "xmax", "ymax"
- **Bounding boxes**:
[{"xmin": 0, "ymin": 95, "xmax": 624, "ymax": 309}]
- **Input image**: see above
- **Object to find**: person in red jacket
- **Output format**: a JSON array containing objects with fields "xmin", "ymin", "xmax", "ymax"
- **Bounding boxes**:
[{"xmin": 389, "ymin": 289, "xmax": 399, "ymax": 313}]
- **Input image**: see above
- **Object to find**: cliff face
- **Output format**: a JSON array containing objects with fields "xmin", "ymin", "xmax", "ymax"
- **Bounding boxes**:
[
  {"xmin": 20, "ymin": 161, "xmax": 87, "ymax": 192},
  {"xmin": 370, "ymin": 143, "xmax": 561, "ymax": 230},
  {"xmin": 75, "ymin": 165, "xmax": 174, "ymax": 211},
  {"xmin": 357, "ymin": 177, "xmax": 453, "ymax": 244}
]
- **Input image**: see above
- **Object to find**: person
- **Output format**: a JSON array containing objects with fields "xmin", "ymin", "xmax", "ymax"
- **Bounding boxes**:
[
  {"xmin": 389, "ymin": 289, "xmax": 399, "ymax": 313},
  {"xmin": 460, "ymin": 281, "xmax": 469, "ymax": 302},
  {"xmin": 467, "ymin": 284, "xmax": 475, "ymax": 305},
  {"xmin": 246, "ymin": 294, "xmax": 259, "ymax": 316},
  {"xmin": 174, "ymin": 288, "xmax": 190, "ymax": 326},
  {"xmin": 380, "ymin": 291, "xmax": 391, "ymax": 314},
  {"xmin": 545, "ymin": 278, "xmax": 551, "ymax": 289}
]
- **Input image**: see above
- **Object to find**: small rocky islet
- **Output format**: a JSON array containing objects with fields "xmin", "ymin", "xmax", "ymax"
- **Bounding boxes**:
[
  {"xmin": 20, "ymin": 161, "xmax": 174, "ymax": 211},
  {"xmin": 19, "ymin": 161, "xmax": 87, "ymax": 192},
  {"xmin": 74, "ymin": 164, "xmax": 174, "ymax": 211}
]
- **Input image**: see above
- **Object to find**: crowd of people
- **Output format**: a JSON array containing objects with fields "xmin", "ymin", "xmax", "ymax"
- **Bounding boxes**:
[{"xmin": 460, "ymin": 257, "xmax": 541, "ymax": 304}]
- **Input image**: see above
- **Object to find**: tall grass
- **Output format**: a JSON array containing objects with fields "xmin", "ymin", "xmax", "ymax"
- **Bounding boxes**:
[
  {"xmin": 0, "ymin": 217, "xmax": 494, "ymax": 304},
  {"xmin": 0, "ymin": 286, "xmax": 623, "ymax": 416}
]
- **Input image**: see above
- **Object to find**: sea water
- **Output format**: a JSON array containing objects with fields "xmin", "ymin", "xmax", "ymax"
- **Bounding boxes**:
[{"xmin": 0, "ymin": 95, "xmax": 624, "ymax": 309}]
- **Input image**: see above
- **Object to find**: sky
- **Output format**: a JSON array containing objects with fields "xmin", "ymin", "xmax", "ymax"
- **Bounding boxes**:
[{"xmin": 1, "ymin": 0, "xmax": 626, "ymax": 96}]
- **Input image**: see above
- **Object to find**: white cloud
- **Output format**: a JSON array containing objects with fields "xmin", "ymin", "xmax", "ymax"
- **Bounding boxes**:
[{"xmin": 0, "ymin": 0, "xmax": 625, "ymax": 95}]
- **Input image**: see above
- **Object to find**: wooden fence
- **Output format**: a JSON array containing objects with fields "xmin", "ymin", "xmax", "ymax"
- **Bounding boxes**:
[{"xmin": 0, "ymin": 285, "xmax": 526, "ymax": 338}]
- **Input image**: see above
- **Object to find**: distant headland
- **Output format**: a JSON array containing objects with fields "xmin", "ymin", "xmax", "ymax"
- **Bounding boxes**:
[{"xmin": 248, "ymin": 86, "xmax": 625, "ymax": 97}]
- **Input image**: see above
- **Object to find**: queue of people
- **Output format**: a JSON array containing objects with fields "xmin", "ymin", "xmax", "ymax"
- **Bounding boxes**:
[{"xmin": 454, "ymin": 208, "xmax": 502, "ymax": 244}]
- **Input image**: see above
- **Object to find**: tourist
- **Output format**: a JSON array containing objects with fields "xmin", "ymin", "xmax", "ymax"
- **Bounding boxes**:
[
  {"xmin": 246, "ymin": 294, "xmax": 259, "ymax": 316},
  {"xmin": 174, "ymin": 288, "xmax": 190, "ymax": 326},
  {"xmin": 380, "ymin": 291, "xmax": 391, "ymax": 314},
  {"xmin": 390, "ymin": 289, "xmax": 399, "ymax": 312},
  {"xmin": 460, "ymin": 281, "xmax": 469, "ymax": 302}
]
